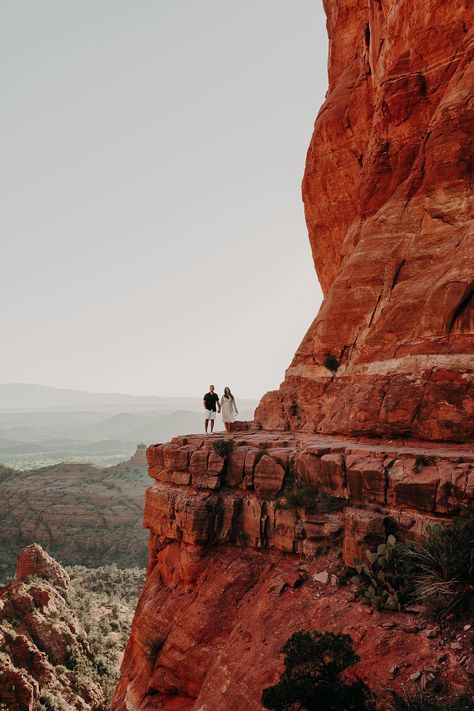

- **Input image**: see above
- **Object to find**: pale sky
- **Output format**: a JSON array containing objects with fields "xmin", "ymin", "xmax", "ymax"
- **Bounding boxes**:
[{"xmin": 1, "ymin": 1, "xmax": 327, "ymax": 400}]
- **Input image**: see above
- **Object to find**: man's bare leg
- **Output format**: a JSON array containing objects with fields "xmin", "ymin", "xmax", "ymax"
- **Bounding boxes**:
[
  {"xmin": 210, "ymin": 418, "xmax": 215, "ymax": 433},
  {"xmin": 205, "ymin": 418, "xmax": 209, "ymax": 433}
]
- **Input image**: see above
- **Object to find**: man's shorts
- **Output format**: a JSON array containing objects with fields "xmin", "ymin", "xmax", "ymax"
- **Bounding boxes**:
[{"xmin": 204, "ymin": 409, "xmax": 216, "ymax": 420}]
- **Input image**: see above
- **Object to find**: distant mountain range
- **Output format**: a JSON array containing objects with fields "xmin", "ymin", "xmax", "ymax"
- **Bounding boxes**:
[
  {"xmin": 0, "ymin": 384, "xmax": 258, "ymax": 468},
  {"xmin": 0, "ymin": 382, "xmax": 257, "ymax": 412}
]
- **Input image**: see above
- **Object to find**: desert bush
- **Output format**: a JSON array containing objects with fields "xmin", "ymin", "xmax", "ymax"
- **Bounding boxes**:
[
  {"xmin": 277, "ymin": 483, "xmax": 319, "ymax": 511},
  {"xmin": 277, "ymin": 484, "xmax": 346, "ymax": 514},
  {"xmin": 261, "ymin": 631, "xmax": 375, "ymax": 711},
  {"xmin": 37, "ymin": 690, "xmax": 71, "ymax": 711},
  {"xmin": 351, "ymin": 535, "xmax": 412, "ymax": 611},
  {"xmin": 322, "ymin": 354, "xmax": 340, "ymax": 372},
  {"xmin": 403, "ymin": 507, "xmax": 474, "ymax": 618},
  {"xmin": 414, "ymin": 455, "xmax": 435, "ymax": 473},
  {"xmin": 212, "ymin": 439, "xmax": 234, "ymax": 458}
]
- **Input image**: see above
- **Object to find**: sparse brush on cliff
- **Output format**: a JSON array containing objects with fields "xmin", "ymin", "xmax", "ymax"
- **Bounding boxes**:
[
  {"xmin": 261, "ymin": 630, "xmax": 375, "ymax": 711},
  {"xmin": 212, "ymin": 439, "xmax": 234, "ymax": 458},
  {"xmin": 413, "ymin": 455, "xmax": 435, "ymax": 474},
  {"xmin": 276, "ymin": 483, "xmax": 318, "ymax": 510},
  {"xmin": 403, "ymin": 508, "xmax": 474, "ymax": 619},
  {"xmin": 322, "ymin": 354, "xmax": 340, "ymax": 372},
  {"xmin": 276, "ymin": 483, "xmax": 346, "ymax": 514}
]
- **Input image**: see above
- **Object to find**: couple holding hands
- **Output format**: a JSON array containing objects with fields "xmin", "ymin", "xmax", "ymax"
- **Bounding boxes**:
[{"xmin": 203, "ymin": 384, "xmax": 238, "ymax": 434}]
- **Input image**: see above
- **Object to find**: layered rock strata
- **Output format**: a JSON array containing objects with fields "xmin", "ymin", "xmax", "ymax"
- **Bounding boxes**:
[
  {"xmin": 143, "ymin": 432, "xmax": 473, "ymax": 563},
  {"xmin": 256, "ymin": 0, "xmax": 474, "ymax": 442},
  {"xmin": 112, "ymin": 432, "xmax": 474, "ymax": 710}
]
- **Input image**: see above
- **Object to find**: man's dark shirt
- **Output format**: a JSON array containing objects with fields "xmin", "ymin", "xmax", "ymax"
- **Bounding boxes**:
[{"xmin": 204, "ymin": 392, "xmax": 219, "ymax": 412}]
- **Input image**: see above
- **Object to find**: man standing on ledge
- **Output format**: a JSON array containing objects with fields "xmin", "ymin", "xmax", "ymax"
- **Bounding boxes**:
[{"xmin": 203, "ymin": 385, "xmax": 220, "ymax": 433}]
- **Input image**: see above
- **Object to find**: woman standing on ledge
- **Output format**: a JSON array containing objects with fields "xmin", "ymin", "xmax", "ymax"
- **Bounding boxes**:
[{"xmin": 221, "ymin": 387, "xmax": 238, "ymax": 433}]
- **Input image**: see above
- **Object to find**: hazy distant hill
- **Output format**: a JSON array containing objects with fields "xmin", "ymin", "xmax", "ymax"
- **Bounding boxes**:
[
  {"xmin": 0, "ymin": 382, "xmax": 210, "ymax": 411},
  {"xmin": 0, "ymin": 384, "xmax": 258, "ymax": 467}
]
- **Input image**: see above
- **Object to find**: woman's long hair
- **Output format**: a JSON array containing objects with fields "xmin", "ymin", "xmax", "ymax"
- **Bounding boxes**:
[{"xmin": 223, "ymin": 386, "xmax": 234, "ymax": 400}]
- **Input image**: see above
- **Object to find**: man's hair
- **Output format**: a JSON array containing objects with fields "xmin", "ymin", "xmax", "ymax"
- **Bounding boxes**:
[{"xmin": 209, "ymin": 384, "xmax": 214, "ymax": 389}]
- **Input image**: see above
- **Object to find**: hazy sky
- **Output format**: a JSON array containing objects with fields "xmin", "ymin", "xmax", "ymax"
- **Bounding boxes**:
[{"xmin": 1, "ymin": 1, "xmax": 328, "ymax": 400}]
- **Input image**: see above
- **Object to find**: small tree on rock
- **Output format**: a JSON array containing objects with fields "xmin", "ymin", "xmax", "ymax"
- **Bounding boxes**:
[{"xmin": 262, "ymin": 631, "xmax": 375, "ymax": 711}]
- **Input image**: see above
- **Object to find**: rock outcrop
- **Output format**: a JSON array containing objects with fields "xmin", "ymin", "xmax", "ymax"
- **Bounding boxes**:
[
  {"xmin": 256, "ymin": 0, "xmax": 474, "ymax": 442},
  {"xmin": 16, "ymin": 544, "xmax": 70, "ymax": 590},
  {"xmin": 112, "ymin": 432, "xmax": 473, "ymax": 710},
  {"xmin": 0, "ymin": 546, "xmax": 103, "ymax": 710}
]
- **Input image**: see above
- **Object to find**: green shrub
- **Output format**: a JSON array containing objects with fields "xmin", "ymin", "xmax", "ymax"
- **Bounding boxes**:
[
  {"xmin": 212, "ymin": 439, "xmax": 234, "ymax": 458},
  {"xmin": 37, "ymin": 691, "xmax": 71, "ymax": 711},
  {"xmin": 278, "ymin": 483, "xmax": 319, "ymax": 511},
  {"xmin": 414, "ymin": 455, "xmax": 435, "ymax": 473},
  {"xmin": 261, "ymin": 631, "xmax": 375, "ymax": 710},
  {"xmin": 351, "ymin": 535, "xmax": 411, "ymax": 611},
  {"xmin": 277, "ymin": 484, "xmax": 346, "ymax": 514},
  {"xmin": 403, "ymin": 507, "xmax": 474, "ymax": 618},
  {"xmin": 323, "ymin": 354, "xmax": 340, "ymax": 372}
]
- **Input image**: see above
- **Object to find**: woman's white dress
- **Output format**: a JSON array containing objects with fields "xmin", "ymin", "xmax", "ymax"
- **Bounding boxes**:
[{"xmin": 221, "ymin": 395, "xmax": 238, "ymax": 423}]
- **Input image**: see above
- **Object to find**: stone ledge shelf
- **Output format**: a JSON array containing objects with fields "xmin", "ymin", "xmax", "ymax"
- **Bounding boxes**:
[{"xmin": 145, "ymin": 429, "xmax": 473, "ymax": 567}]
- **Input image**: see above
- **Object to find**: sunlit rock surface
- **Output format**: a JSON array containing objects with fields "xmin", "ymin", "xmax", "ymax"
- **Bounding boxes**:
[{"xmin": 256, "ymin": 0, "xmax": 474, "ymax": 442}]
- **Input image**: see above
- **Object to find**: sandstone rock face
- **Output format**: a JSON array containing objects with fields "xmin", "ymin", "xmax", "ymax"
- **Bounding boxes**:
[{"xmin": 256, "ymin": 0, "xmax": 474, "ymax": 442}]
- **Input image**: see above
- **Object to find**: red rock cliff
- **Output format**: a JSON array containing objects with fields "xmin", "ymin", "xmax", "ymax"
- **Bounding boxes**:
[
  {"xmin": 256, "ymin": 0, "xmax": 474, "ymax": 442},
  {"xmin": 112, "ymin": 433, "xmax": 473, "ymax": 710}
]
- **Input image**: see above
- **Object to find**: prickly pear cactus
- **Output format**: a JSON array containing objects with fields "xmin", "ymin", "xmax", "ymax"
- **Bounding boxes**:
[{"xmin": 351, "ymin": 535, "xmax": 406, "ymax": 611}]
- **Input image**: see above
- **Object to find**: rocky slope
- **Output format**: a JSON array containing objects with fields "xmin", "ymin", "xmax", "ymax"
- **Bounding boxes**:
[
  {"xmin": 256, "ymin": 0, "xmax": 474, "ymax": 442},
  {"xmin": 112, "ymin": 432, "xmax": 473, "ymax": 710},
  {"xmin": 0, "ymin": 545, "xmax": 145, "ymax": 710},
  {"xmin": 0, "ymin": 456, "xmax": 148, "ymax": 580}
]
